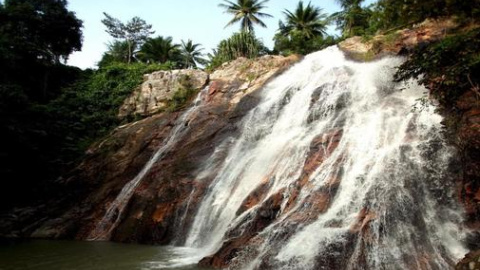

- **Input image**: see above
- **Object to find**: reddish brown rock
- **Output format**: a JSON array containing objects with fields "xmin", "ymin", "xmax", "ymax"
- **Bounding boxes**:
[
  {"xmin": 456, "ymin": 250, "xmax": 480, "ymax": 270},
  {"xmin": 199, "ymin": 190, "xmax": 285, "ymax": 269},
  {"xmin": 339, "ymin": 18, "xmax": 458, "ymax": 61},
  {"xmin": 236, "ymin": 177, "xmax": 271, "ymax": 216},
  {"xmin": 283, "ymin": 129, "xmax": 343, "ymax": 215},
  {"xmin": 350, "ymin": 208, "xmax": 377, "ymax": 234}
]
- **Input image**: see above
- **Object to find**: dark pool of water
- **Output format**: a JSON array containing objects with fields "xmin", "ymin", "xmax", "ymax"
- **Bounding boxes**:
[{"xmin": 0, "ymin": 240, "xmax": 210, "ymax": 270}]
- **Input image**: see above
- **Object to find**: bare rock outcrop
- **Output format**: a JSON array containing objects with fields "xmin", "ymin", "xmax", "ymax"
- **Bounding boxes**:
[
  {"xmin": 339, "ymin": 18, "xmax": 458, "ymax": 61},
  {"xmin": 118, "ymin": 69, "xmax": 209, "ymax": 118}
]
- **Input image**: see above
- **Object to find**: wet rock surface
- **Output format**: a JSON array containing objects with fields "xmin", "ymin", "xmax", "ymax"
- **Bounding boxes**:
[{"xmin": 457, "ymin": 250, "xmax": 480, "ymax": 270}]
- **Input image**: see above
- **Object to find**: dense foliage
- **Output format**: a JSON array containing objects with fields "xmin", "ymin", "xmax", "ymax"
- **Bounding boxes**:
[
  {"xmin": 395, "ymin": 28, "xmax": 480, "ymax": 108},
  {"xmin": 0, "ymin": 0, "xmax": 84, "ymax": 209}
]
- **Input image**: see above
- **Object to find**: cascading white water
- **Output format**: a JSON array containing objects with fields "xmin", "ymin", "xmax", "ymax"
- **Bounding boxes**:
[
  {"xmin": 184, "ymin": 46, "xmax": 467, "ymax": 269},
  {"xmin": 88, "ymin": 87, "xmax": 209, "ymax": 241}
]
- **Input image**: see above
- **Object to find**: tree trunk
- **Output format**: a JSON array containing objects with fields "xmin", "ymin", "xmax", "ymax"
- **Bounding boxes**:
[{"xmin": 127, "ymin": 40, "xmax": 132, "ymax": 64}]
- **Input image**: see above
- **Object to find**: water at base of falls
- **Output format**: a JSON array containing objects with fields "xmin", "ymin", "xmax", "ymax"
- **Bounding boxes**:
[
  {"xmin": 180, "ymin": 46, "xmax": 468, "ymax": 270},
  {"xmin": 0, "ymin": 240, "xmax": 209, "ymax": 270}
]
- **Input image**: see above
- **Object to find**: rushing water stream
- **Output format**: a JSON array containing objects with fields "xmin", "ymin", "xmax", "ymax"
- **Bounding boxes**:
[{"xmin": 183, "ymin": 47, "xmax": 467, "ymax": 269}]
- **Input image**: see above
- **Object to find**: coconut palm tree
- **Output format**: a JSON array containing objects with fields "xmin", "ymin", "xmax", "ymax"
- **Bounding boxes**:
[
  {"xmin": 331, "ymin": 0, "xmax": 369, "ymax": 37},
  {"xmin": 279, "ymin": 1, "xmax": 329, "ymax": 39},
  {"xmin": 219, "ymin": 0, "xmax": 273, "ymax": 33},
  {"xmin": 138, "ymin": 36, "xmax": 180, "ymax": 64},
  {"xmin": 180, "ymin": 39, "xmax": 207, "ymax": 69}
]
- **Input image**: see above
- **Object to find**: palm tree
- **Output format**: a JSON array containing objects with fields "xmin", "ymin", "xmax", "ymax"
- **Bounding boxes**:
[
  {"xmin": 335, "ymin": 0, "xmax": 362, "ymax": 9},
  {"xmin": 180, "ymin": 39, "xmax": 207, "ymax": 69},
  {"xmin": 331, "ymin": 0, "xmax": 369, "ymax": 37},
  {"xmin": 138, "ymin": 36, "xmax": 180, "ymax": 64},
  {"xmin": 219, "ymin": 0, "xmax": 273, "ymax": 32},
  {"xmin": 279, "ymin": 1, "xmax": 329, "ymax": 39}
]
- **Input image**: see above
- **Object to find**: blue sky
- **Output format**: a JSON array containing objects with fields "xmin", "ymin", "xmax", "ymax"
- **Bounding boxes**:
[{"xmin": 64, "ymin": 0, "xmax": 375, "ymax": 69}]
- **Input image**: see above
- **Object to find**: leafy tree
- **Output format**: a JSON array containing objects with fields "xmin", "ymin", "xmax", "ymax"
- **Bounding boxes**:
[
  {"xmin": 0, "ymin": 0, "xmax": 84, "ymax": 210},
  {"xmin": 138, "ymin": 36, "xmax": 181, "ymax": 65},
  {"xmin": 180, "ymin": 39, "xmax": 207, "ymax": 69},
  {"xmin": 101, "ymin": 13, "xmax": 154, "ymax": 64},
  {"xmin": 219, "ymin": 0, "xmax": 273, "ymax": 32},
  {"xmin": 0, "ymin": 0, "xmax": 83, "ymax": 64},
  {"xmin": 97, "ymin": 40, "xmax": 135, "ymax": 67}
]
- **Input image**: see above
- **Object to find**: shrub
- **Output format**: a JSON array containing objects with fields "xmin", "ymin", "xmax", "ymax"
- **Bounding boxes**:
[
  {"xmin": 395, "ymin": 28, "xmax": 480, "ymax": 108},
  {"xmin": 207, "ymin": 32, "xmax": 268, "ymax": 71}
]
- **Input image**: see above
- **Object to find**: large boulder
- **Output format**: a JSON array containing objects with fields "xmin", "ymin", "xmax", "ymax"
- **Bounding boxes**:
[{"xmin": 118, "ymin": 69, "xmax": 209, "ymax": 118}]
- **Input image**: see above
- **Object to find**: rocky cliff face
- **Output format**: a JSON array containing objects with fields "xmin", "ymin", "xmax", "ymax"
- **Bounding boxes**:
[{"xmin": 0, "ymin": 54, "xmax": 299, "ymax": 242}]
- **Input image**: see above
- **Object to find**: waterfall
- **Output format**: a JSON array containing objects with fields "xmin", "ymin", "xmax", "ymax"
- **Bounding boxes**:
[
  {"xmin": 87, "ymin": 87, "xmax": 208, "ymax": 241},
  {"xmin": 183, "ymin": 47, "xmax": 467, "ymax": 269}
]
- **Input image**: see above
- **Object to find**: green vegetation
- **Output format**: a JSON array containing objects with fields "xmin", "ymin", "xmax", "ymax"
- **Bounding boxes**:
[
  {"xmin": 207, "ymin": 31, "xmax": 268, "ymax": 70},
  {"xmin": 273, "ymin": 1, "xmax": 336, "ymax": 55},
  {"xmin": 219, "ymin": 0, "xmax": 272, "ymax": 32},
  {"xmin": 49, "ymin": 62, "xmax": 171, "ymax": 150},
  {"xmin": 167, "ymin": 75, "xmax": 198, "ymax": 112},
  {"xmin": 99, "ymin": 41, "xmax": 133, "ymax": 66},
  {"xmin": 331, "ymin": 0, "xmax": 371, "ymax": 37},
  {"xmin": 137, "ymin": 36, "xmax": 181, "ymax": 66},
  {"xmin": 395, "ymin": 28, "xmax": 480, "ymax": 108},
  {"xmin": 279, "ymin": 1, "xmax": 329, "ymax": 39},
  {"xmin": 0, "ymin": 0, "xmax": 83, "ymax": 209},
  {"xmin": 180, "ymin": 40, "xmax": 208, "ymax": 69},
  {"xmin": 101, "ymin": 13, "xmax": 155, "ymax": 64}
]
